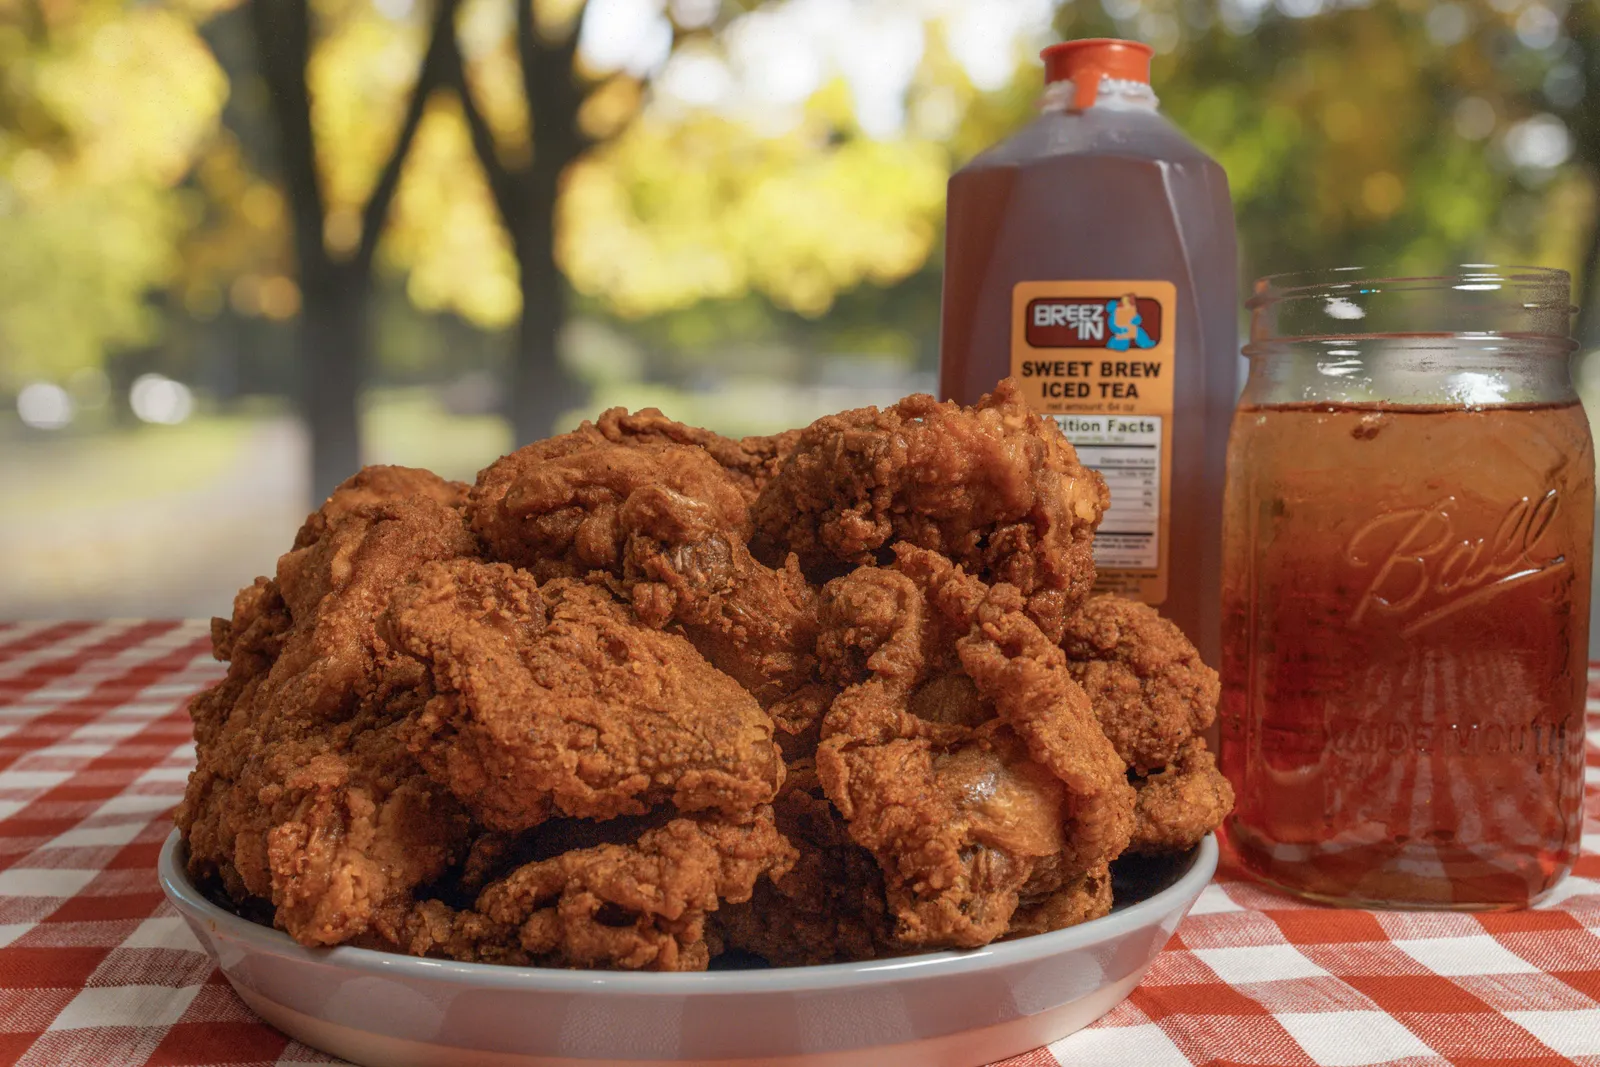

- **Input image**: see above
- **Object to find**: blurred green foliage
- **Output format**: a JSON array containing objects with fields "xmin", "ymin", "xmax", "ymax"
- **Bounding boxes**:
[{"xmin": 0, "ymin": 0, "xmax": 1596, "ymax": 402}]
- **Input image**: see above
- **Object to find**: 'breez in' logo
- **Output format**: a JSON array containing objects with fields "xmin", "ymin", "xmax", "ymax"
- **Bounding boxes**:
[{"xmin": 1026, "ymin": 295, "xmax": 1163, "ymax": 350}]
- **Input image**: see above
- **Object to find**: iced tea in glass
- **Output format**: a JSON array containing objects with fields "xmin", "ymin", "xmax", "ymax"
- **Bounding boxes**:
[{"xmin": 1220, "ymin": 268, "xmax": 1593, "ymax": 908}]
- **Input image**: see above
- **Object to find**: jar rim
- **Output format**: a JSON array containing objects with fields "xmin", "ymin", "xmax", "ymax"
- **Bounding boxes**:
[{"xmin": 1248, "ymin": 265, "xmax": 1575, "ymax": 313}]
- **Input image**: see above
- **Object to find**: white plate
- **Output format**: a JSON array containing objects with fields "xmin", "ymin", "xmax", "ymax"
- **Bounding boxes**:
[{"xmin": 159, "ymin": 828, "xmax": 1215, "ymax": 1067}]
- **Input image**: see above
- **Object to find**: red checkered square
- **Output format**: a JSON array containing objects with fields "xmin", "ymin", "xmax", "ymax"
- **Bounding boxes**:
[
  {"xmin": 0, "ymin": 988, "xmax": 78, "ymax": 1032},
  {"xmin": 1272, "ymin": 908, "xmax": 1392, "ymax": 945},
  {"xmin": 146, "ymin": 1021, "xmax": 288, "ymax": 1066},
  {"xmin": 1298, "ymin": 941, "xmax": 1437, "ymax": 979}
]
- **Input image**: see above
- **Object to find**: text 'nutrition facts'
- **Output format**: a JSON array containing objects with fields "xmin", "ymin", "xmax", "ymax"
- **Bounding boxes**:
[{"xmin": 1054, "ymin": 414, "xmax": 1162, "ymax": 570}]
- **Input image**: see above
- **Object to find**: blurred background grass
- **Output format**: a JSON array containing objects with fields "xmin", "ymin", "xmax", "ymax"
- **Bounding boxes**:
[{"xmin": 3, "ymin": 0, "xmax": 1600, "ymax": 621}]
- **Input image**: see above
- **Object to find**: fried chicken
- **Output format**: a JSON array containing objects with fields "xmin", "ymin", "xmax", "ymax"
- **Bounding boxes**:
[
  {"xmin": 403, "ymin": 811, "xmax": 794, "ymax": 972},
  {"xmin": 595, "ymin": 406, "xmax": 801, "ymax": 503},
  {"xmin": 468, "ymin": 432, "xmax": 748, "ymax": 581},
  {"xmin": 812, "ymin": 546, "xmax": 1133, "ymax": 950},
  {"xmin": 1129, "ymin": 738, "xmax": 1235, "ymax": 855},
  {"xmin": 292, "ymin": 464, "xmax": 469, "ymax": 549},
  {"xmin": 182, "ymin": 466, "xmax": 791, "ymax": 966},
  {"xmin": 1060, "ymin": 595, "xmax": 1219, "ymax": 774},
  {"xmin": 710, "ymin": 768, "xmax": 895, "ymax": 967},
  {"xmin": 384, "ymin": 561, "xmax": 783, "ymax": 831},
  {"xmin": 179, "ymin": 474, "xmax": 479, "ymax": 947},
  {"xmin": 1005, "ymin": 863, "xmax": 1113, "ymax": 941},
  {"xmin": 1057, "ymin": 595, "xmax": 1230, "ymax": 857},
  {"xmin": 181, "ymin": 383, "xmax": 1232, "ymax": 972},
  {"xmin": 468, "ymin": 432, "xmax": 821, "ymax": 706},
  {"xmin": 750, "ymin": 379, "xmax": 1109, "ymax": 641}
]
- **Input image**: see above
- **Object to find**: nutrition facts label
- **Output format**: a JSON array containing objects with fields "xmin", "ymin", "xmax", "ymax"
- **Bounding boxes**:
[{"xmin": 1054, "ymin": 414, "xmax": 1162, "ymax": 570}]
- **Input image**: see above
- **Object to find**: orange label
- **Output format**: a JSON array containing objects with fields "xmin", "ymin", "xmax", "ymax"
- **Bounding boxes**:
[{"xmin": 1011, "ymin": 280, "xmax": 1176, "ymax": 604}]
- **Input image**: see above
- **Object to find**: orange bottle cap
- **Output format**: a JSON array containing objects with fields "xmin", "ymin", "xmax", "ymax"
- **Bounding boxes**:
[{"xmin": 1041, "ymin": 38, "xmax": 1153, "ymax": 109}]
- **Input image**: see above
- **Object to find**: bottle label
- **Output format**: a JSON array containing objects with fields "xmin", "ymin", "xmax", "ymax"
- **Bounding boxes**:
[{"xmin": 1010, "ymin": 280, "xmax": 1177, "ymax": 604}]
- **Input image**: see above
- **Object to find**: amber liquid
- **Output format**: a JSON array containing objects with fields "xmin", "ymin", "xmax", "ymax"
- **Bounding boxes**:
[
  {"xmin": 1221, "ymin": 401, "xmax": 1594, "ymax": 907},
  {"xmin": 938, "ymin": 107, "xmax": 1238, "ymax": 665}
]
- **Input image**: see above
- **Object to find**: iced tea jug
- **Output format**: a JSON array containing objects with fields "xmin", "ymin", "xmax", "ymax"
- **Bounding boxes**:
[
  {"xmin": 1220, "ymin": 267, "xmax": 1593, "ymax": 909},
  {"xmin": 939, "ymin": 39, "xmax": 1238, "ymax": 666}
]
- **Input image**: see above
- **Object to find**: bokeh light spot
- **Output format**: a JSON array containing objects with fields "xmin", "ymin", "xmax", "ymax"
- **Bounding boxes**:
[
  {"xmin": 129, "ymin": 374, "xmax": 195, "ymax": 425},
  {"xmin": 1362, "ymin": 171, "xmax": 1405, "ymax": 217},
  {"xmin": 17, "ymin": 383, "xmax": 74, "ymax": 430},
  {"xmin": 258, "ymin": 277, "xmax": 302, "ymax": 320}
]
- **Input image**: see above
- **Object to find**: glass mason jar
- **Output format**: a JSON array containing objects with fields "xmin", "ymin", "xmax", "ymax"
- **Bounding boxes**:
[{"xmin": 1220, "ymin": 267, "xmax": 1594, "ymax": 909}]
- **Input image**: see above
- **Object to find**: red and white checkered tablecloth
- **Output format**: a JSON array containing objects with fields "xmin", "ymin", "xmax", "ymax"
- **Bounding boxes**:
[{"xmin": 2, "ymin": 620, "xmax": 1599, "ymax": 1067}]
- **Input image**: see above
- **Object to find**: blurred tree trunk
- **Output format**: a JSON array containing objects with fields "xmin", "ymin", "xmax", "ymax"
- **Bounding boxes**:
[
  {"xmin": 248, "ymin": 0, "xmax": 456, "ymax": 502},
  {"xmin": 445, "ymin": 3, "xmax": 590, "ymax": 445},
  {"xmin": 509, "ymin": 191, "xmax": 575, "ymax": 445}
]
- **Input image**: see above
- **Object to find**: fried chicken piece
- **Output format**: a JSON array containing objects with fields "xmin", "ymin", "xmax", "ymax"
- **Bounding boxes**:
[
  {"xmin": 596, "ymin": 406, "xmax": 801, "ymax": 502},
  {"xmin": 469, "ymin": 434, "xmax": 747, "ymax": 581},
  {"xmin": 1129, "ymin": 738, "xmax": 1234, "ymax": 855},
  {"xmin": 402, "ymin": 812, "xmax": 794, "ymax": 971},
  {"xmin": 949, "ymin": 600, "xmax": 1137, "ymax": 882},
  {"xmin": 617, "ymin": 483, "xmax": 820, "ymax": 706},
  {"xmin": 711, "ymin": 766, "xmax": 895, "ymax": 967},
  {"xmin": 813, "ymin": 547, "xmax": 1133, "ymax": 950},
  {"xmin": 1005, "ymin": 863, "xmax": 1113, "ymax": 940},
  {"xmin": 751, "ymin": 379, "xmax": 1108, "ymax": 641},
  {"xmin": 1055, "ymin": 595, "xmax": 1230, "ymax": 854},
  {"xmin": 179, "ymin": 489, "xmax": 480, "ymax": 947},
  {"xmin": 468, "ymin": 433, "xmax": 821, "ymax": 705},
  {"xmin": 384, "ymin": 562, "xmax": 784, "ymax": 832},
  {"xmin": 1060, "ymin": 595, "xmax": 1220, "ymax": 774},
  {"xmin": 292, "ymin": 465, "xmax": 468, "ymax": 552}
]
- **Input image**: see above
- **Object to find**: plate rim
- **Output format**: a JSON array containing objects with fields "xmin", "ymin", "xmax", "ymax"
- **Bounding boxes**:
[{"xmin": 159, "ymin": 827, "xmax": 1216, "ymax": 996}]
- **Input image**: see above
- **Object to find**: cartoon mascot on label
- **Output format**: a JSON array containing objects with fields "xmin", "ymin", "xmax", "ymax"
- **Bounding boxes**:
[{"xmin": 1107, "ymin": 294, "xmax": 1156, "ymax": 351}]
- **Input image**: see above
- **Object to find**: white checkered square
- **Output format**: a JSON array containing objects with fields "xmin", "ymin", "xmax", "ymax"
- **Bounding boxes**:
[
  {"xmin": 0, "ymin": 770, "xmax": 70, "ymax": 791},
  {"xmin": 133, "ymin": 765, "xmax": 193, "ymax": 785},
  {"xmin": 1504, "ymin": 1008, "xmax": 1600, "ymax": 1057},
  {"xmin": 121, "ymin": 916, "xmax": 202, "ymax": 952},
  {"xmin": 1187, "ymin": 883, "xmax": 1245, "ymax": 915},
  {"xmin": 67, "ymin": 721, "xmax": 147, "ymax": 742},
  {"xmin": 0, "ymin": 868, "xmax": 98, "ymax": 897},
  {"xmin": 24, "ymin": 686, "xmax": 92, "ymax": 703},
  {"xmin": 1052, "ymin": 1021, "xmax": 1189, "ymax": 1065},
  {"xmin": 1192, "ymin": 943, "xmax": 1331, "ymax": 984},
  {"xmin": 105, "ymin": 703, "xmax": 180, "ymax": 720},
  {"xmin": 47, "ymin": 984, "xmax": 199, "ymax": 1030},
  {"xmin": 41, "ymin": 821, "xmax": 145, "ymax": 850},
  {"xmin": 96, "ymin": 793, "xmax": 180, "ymax": 816},
  {"xmin": 1275, "ymin": 1010, "xmax": 1434, "ymax": 1065},
  {"xmin": 30, "ymin": 742, "xmax": 113, "ymax": 762},
  {"xmin": 1395, "ymin": 934, "xmax": 1544, "ymax": 977},
  {"xmin": 1539, "ymin": 876, "xmax": 1600, "ymax": 909}
]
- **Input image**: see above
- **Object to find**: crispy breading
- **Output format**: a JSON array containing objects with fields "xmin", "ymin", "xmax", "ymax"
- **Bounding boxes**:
[
  {"xmin": 386, "ymin": 563, "xmax": 783, "ymax": 831},
  {"xmin": 1061, "ymin": 595, "xmax": 1219, "ymax": 774},
  {"xmin": 750, "ymin": 379, "xmax": 1108, "ymax": 641}
]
